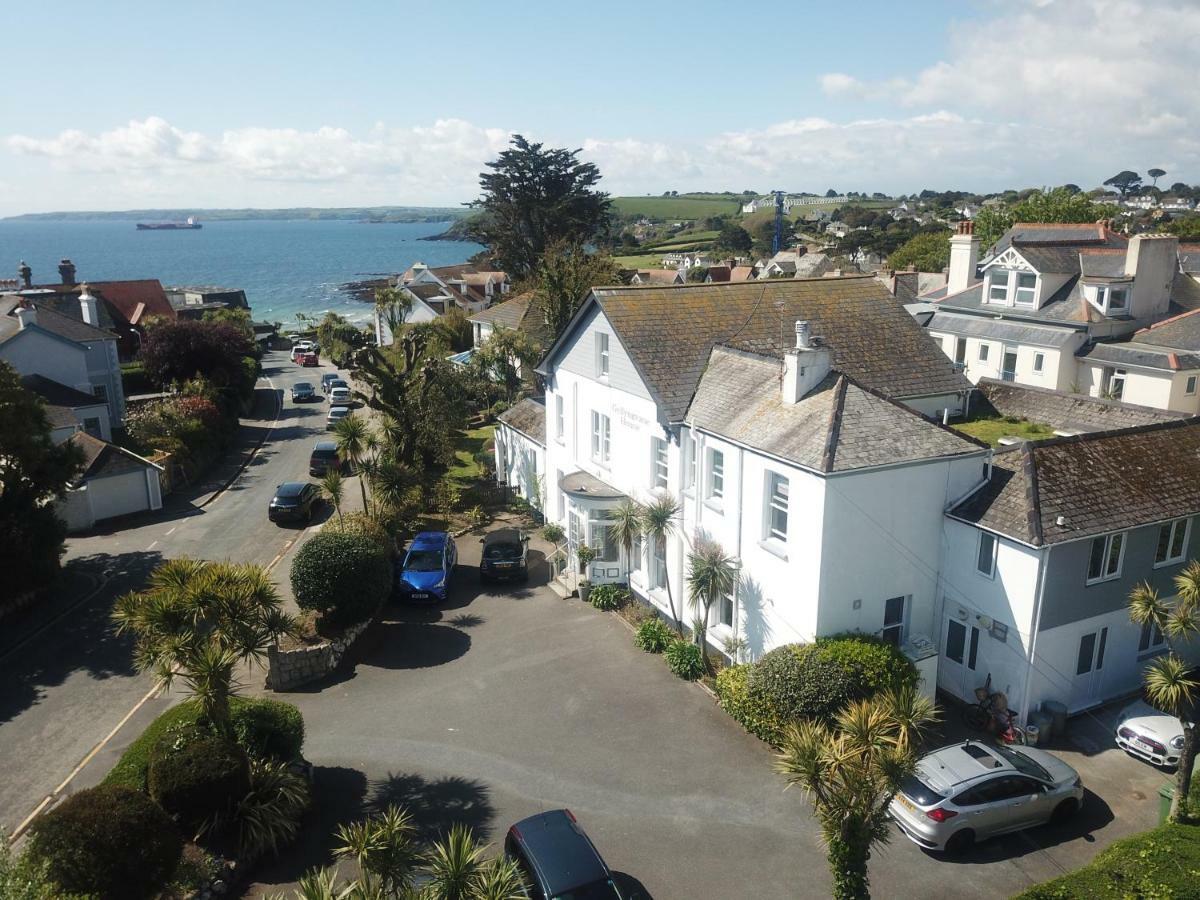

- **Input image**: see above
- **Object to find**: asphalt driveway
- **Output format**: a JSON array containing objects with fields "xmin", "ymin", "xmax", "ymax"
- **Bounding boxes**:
[{"xmin": 244, "ymin": 527, "xmax": 1175, "ymax": 899}]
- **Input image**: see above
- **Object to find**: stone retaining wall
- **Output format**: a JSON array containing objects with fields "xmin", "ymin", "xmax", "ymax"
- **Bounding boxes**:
[{"xmin": 266, "ymin": 618, "xmax": 372, "ymax": 691}]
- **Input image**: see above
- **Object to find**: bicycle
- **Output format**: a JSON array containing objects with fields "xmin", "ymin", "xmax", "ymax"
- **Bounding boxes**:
[{"xmin": 962, "ymin": 674, "xmax": 1026, "ymax": 744}]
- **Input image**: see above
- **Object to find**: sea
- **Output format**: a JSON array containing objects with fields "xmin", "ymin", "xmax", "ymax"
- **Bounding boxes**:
[{"xmin": 0, "ymin": 218, "xmax": 483, "ymax": 329}]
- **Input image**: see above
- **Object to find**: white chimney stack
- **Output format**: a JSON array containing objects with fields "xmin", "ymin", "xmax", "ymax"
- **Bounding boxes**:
[
  {"xmin": 79, "ymin": 283, "xmax": 99, "ymax": 326},
  {"xmin": 947, "ymin": 220, "xmax": 980, "ymax": 295},
  {"xmin": 782, "ymin": 320, "xmax": 832, "ymax": 404},
  {"xmin": 1124, "ymin": 234, "xmax": 1178, "ymax": 320},
  {"xmin": 15, "ymin": 303, "xmax": 37, "ymax": 329}
]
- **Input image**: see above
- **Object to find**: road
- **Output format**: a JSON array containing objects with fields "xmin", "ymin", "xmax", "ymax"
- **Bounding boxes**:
[{"xmin": 0, "ymin": 351, "xmax": 349, "ymax": 835}]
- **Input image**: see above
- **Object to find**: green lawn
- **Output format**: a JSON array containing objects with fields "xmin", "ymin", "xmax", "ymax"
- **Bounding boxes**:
[
  {"xmin": 613, "ymin": 253, "xmax": 674, "ymax": 269},
  {"xmin": 953, "ymin": 416, "xmax": 1056, "ymax": 447},
  {"xmin": 612, "ymin": 196, "xmax": 741, "ymax": 220},
  {"xmin": 447, "ymin": 424, "xmax": 494, "ymax": 483},
  {"xmin": 643, "ymin": 229, "xmax": 719, "ymax": 250}
]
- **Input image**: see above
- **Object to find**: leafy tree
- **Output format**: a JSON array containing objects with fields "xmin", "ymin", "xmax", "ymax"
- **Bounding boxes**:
[
  {"xmin": 973, "ymin": 187, "xmax": 1120, "ymax": 250},
  {"xmin": 640, "ymin": 492, "xmax": 682, "ymax": 633},
  {"xmin": 776, "ymin": 689, "xmax": 938, "ymax": 899},
  {"xmin": 887, "ymin": 231, "xmax": 951, "ymax": 272},
  {"xmin": 686, "ymin": 538, "xmax": 739, "ymax": 667},
  {"xmin": 202, "ymin": 307, "xmax": 257, "ymax": 346},
  {"xmin": 467, "ymin": 135, "xmax": 612, "ymax": 279},
  {"xmin": 469, "ymin": 326, "xmax": 541, "ymax": 404},
  {"xmin": 112, "ymin": 559, "xmax": 294, "ymax": 736},
  {"xmin": 533, "ymin": 242, "xmax": 618, "ymax": 342},
  {"xmin": 0, "ymin": 362, "xmax": 82, "ymax": 599},
  {"xmin": 1128, "ymin": 562, "xmax": 1200, "ymax": 821},
  {"xmin": 1148, "ymin": 168, "xmax": 1167, "ymax": 188},
  {"xmin": 1166, "ymin": 215, "xmax": 1200, "ymax": 241},
  {"xmin": 139, "ymin": 320, "xmax": 258, "ymax": 394},
  {"xmin": 1104, "ymin": 170, "xmax": 1143, "ymax": 197},
  {"xmin": 715, "ymin": 222, "xmax": 753, "ymax": 254},
  {"xmin": 317, "ymin": 312, "xmax": 366, "ymax": 367}
]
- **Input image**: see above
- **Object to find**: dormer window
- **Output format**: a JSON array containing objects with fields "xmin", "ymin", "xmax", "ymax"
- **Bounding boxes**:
[
  {"xmin": 1085, "ymin": 282, "xmax": 1132, "ymax": 317},
  {"xmin": 987, "ymin": 270, "xmax": 1011, "ymax": 303},
  {"xmin": 1109, "ymin": 287, "xmax": 1128, "ymax": 312},
  {"xmin": 1014, "ymin": 273, "xmax": 1037, "ymax": 305}
]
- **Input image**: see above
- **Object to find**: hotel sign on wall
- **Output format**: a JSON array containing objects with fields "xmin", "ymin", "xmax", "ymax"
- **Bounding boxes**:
[{"xmin": 613, "ymin": 404, "xmax": 651, "ymax": 430}]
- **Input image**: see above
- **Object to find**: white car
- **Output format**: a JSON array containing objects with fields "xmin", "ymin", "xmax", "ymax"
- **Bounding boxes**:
[
  {"xmin": 328, "ymin": 386, "xmax": 353, "ymax": 405},
  {"xmin": 1115, "ymin": 701, "xmax": 1185, "ymax": 767},
  {"xmin": 326, "ymin": 406, "xmax": 351, "ymax": 430},
  {"xmin": 293, "ymin": 340, "xmax": 315, "ymax": 353}
]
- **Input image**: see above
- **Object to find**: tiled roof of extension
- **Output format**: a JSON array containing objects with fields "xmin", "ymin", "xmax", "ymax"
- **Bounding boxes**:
[
  {"xmin": 581, "ymin": 277, "xmax": 971, "ymax": 423},
  {"xmin": 497, "ymin": 397, "xmax": 546, "ymax": 446},
  {"xmin": 1132, "ymin": 308, "xmax": 1200, "ymax": 352},
  {"xmin": 68, "ymin": 431, "xmax": 160, "ymax": 485},
  {"xmin": 687, "ymin": 346, "xmax": 985, "ymax": 473},
  {"xmin": 1079, "ymin": 342, "xmax": 1200, "ymax": 371},
  {"xmin": 976, "ymin": 378, "xmax": 1189, "ymax": 434},
  {"xmin": 950, "ymin": 420, "xmax": 1200, "ymax": 546}
]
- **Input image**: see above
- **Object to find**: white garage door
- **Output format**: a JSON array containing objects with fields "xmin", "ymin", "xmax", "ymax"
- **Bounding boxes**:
[{"xmin": 88, "ymin": 470, "xmax": 151, "ymax": 522}]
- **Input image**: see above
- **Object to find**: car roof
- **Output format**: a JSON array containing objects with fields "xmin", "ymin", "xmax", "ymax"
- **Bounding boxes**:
[
  {"xmin": 294, "ymin": 381, "xmax": 315, "ymax": 389},
  {"xmin": 917, "ymin": 741, "xmax": 1014, "ymax": 793},
  {"xmin": 410, "ymin": 531, "xmax": 449, "ymax": 549},
  {"xmin": 509, "ymin": 810, "xmax": 608, "ymax": 895},
  {"xmin": 276, "ymin": 481, "xmax": 308, "ymax": 497},
  {"xmin": 328, "ymin": 406, "xmax": 350, "ymax": 414},
  {"xmin": 484, "ymin": 527, "xmax": 523, "ymax": 544},
  {"xmin": 313, "ymin": 441, "xmax": 338, "ymax": 452}
]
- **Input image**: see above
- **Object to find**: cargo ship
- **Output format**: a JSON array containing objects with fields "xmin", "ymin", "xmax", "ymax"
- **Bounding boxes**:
[{"xmin": 136, "ymin": 216, "xmax": 202, "ymax": 230}]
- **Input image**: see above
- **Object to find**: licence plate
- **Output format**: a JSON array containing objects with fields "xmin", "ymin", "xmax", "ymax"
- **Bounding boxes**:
[
  {"xmin": 496, "ymin": 562, "xmax": 513, "ymax": 568},
  {"xmin": 411, "ymin": 592, "xmax": 429, "ymax": 600},
  {"xmin": 897, "ymin": 794, "xmax": 915, "ymax": 811},
  {"xmin": 1136, "ymin": 739, "xmax": 1156, "ymax": 755}
]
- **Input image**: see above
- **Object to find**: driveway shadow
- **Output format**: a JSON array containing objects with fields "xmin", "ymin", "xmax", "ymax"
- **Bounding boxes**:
[{"xmin": 368, "ymin": 772, "xmax": 496, "ymax": 843}]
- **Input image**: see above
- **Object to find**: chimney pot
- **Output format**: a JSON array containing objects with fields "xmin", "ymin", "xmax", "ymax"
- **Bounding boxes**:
[
  {"xmin": 58, "ymin": 258, "xmax": 77, "ymax": 286},
  {"xmin": 794, "ymin": 320, "xmax": 812, "ymax": 349},
  {"xmin": 956, "ymin": 220, "xmax": 974, "ymax": 236},
  {"xmin": 17, "ymin": 260, "xmax": 32, "ymax": 289}
]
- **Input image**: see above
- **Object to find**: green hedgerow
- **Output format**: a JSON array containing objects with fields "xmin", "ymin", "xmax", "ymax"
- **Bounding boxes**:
[
  {"xmin": 290, "ymin": 530, "xmax": 392, "ymax": 627},
  {"xmin": 148, "ymin": 731, "xmax": 251, "ymax": 833},
  {"xmin": 748, "ymin": 643, "xmax": 852, "ymax": 723},
  {"xmin": 664, "ymin": 640, "xmax": 705, "ymax": 680},
  {"xmin": 814, "ymin": 633, "xmax": 918, "ymax": 699},
  {"xmin": 25, "ymin": 785, "xmax": 182, "ymax": 900},
  {"xmin": 588, "ymin": 584, "xmax": 629, "ymax": 611},
  {"xmin": 634, "ymin": 618, "xmax": 674, "ymax": 653},
  {"xmin": 715, "ymin": 664, "xmax": 791, "ymax": 746}
]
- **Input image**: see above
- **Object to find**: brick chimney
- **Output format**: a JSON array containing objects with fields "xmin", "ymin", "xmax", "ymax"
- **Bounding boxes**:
[
  {"xmin": 947, "ymin": 220, "xmax": 980, "ymax": 295},
  {"xmin": 782, "ymin": 320, "xmax": 832, "ymax": 403},
  {"xmin": 18, "ymin": 260, "xmax": 31, "ymax": 289},
  {"xmin": 58, "ymin": 258, "xmax": 77, "ymax": 286},
  {"xmin": 79, "ymin": 283, "xmax": 99, "ymax": 326}
]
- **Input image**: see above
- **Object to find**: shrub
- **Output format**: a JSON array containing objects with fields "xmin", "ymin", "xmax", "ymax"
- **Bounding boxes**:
[
  {"xmin": 634, "ymin": 618, "xmax": 674, "ymax": 653},
  {"xmin": 148, "ymin": 731, "xmax": 252, "ymax": 832},
  {"xmin": 215, "ymin": 758, "xmax": 310, "ymax": 859},
  {"xmin": 814, "ymin": 633, "xmax": 918, "ymax": 700},
  {"xmin": 0, "ymin": 837, "xmax": 73, "ymax": 900},
  {"xmin": 104, "ymin": 698, "xmax": 305, "ymax": 793},
  {"xmin": 542, "ymin": 523, "xmax": 565, "ymax": 544},
  {"xmin": 325, "ymin": 511, "xmax": 391, "ymax": 548},
  {"xmin": 665, "ymin": 640, "xmax": 705, "ymax": 680},
  {"xmin": 25, "ymin": 785, "xmax": 182, "ymax": 900},
  {"xmin": 588, "ymin": 584, "xmax": 628, "ymax": 611},
  {"xmin": 747, "ymin": 644, "xmax": 852, "ymax": 724},
  {"xmin": 290, "ymin": 531, "xmax": 392, "ymax": 626},
  {"xmin": 715, "ymin": 664, "xmax": 790, "ymax": 746}
]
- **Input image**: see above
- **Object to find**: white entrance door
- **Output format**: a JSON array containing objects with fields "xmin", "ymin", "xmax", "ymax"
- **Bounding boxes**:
[
  {"xmin": 1069, "ymin": 626, "xmax": 1108, "ymax": 711},
  {"xmin": 940, "ymin": 616, "xmax": 983, "ymax": 699},
  {"xmin": 567, "ymin": 507, "xmax": 583, "ymax": 571}
]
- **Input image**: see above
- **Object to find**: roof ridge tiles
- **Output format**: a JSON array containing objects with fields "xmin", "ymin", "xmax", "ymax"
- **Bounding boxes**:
[
  {"xmin": 1020, "ymin": 442, "xmax": 1044, "ymax": 547},
  {"xmin": 820, "ymin": 375, "xmax": 849, "ymax": 472}
]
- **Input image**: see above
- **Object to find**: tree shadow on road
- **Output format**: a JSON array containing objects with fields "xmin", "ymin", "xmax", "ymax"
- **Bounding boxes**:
[
  {"xmin": 351, "ymin": 622, "xmax": 472, "ymax": 670},
  {"xmin": 368, "ymin": 771, "xmax": 496, "ymax": 843}
]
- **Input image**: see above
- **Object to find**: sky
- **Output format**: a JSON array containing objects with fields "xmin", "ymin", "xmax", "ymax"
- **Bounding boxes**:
[{"xmin": 1, "ymin": 0, "xmax": 1196, "ymax": 215}]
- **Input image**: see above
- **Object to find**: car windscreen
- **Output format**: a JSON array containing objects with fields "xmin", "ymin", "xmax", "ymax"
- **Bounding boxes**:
[
  {"xmin": 312, "ymin": 448, "xmax": 337, "ymax": 459},
  {"xmin": 991, "ymin": 744, "xmax": 1051, "ymax": 782},
  {"xmin": 484, "ymin": 542, "xmax": 522, "ymax": 560},
  {"xmin": 553, "ymin": 880, "xmax": 622, "ymax": 900},
  {"xmin": 897, "ymin": 774, "xmax": 945, "ymax": 806},
  {"xmin": 404, "ymin": 550, "xmax": 443, "ymax": 572}
]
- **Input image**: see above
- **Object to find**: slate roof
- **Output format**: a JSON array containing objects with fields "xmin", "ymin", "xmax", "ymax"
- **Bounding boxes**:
[
  {"xmin": 976, "ymin": 378, "xmax": 1189, "ymax": 434},
  {"xmin": 927, "ymin": 312, "xmax": 1082, "ymax": 347},
  {"xmin": 950, "ymin": 420, "xmax": 1200, "ymax": 546},
  {"xmin": 633, "ymin": 269, "xmax": 683, "ymax": 285},
  {"xmin": 1079, "ymin": 342, "xmax": 1200, "ymax": 371},
  {"xmin": 68, "ymin": 431, "xmax": 160, "ymax": 484},
  {"xmin": 1181, "ymin": 244, "xmax": 1200, "ymax": 275},
  {"xmin": 0, "ymin": 297, "xmax": 115, "ymax": 345},
  {"xmin": 992, "ymin": 223, "xmax": 1122, "ymax": 252},
  {"xmin": 705, "ymin": 265, "xmax": 731, "ymax": 282},
  {"xmin": 497, "ymin": 397, "xmax": 546, "ymax": 446},
  {"xmin": 565, "ymin": 277, "xmax": 971, "ymax": 423},
  {"xmin": 468, "ymin": 293, "xmax": 552, "ymax": 347},
  {"xmin": 687, "ymin": 346, "xmax": 984, "ymax": 473},
  {"xmin": 1079, "ymin": 249, "xmax": 1129, "ymax": 278},
  {"xmin": 730, "ymin": 266, "xmax": 755, "ymax": 282},
  {"xmin": 21, "ymin": 374, "xmax": 104, "ymax": 410},
  {"xmin": 1131, "ymin": 308, "xmax": 1200, "ymax": 352},
  {"xmin": 33, "ymin": 280, "xmax": 174, "ymax": 326}
]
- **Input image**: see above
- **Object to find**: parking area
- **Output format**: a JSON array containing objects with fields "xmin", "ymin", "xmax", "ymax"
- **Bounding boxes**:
[{"xmin": 244, "ymin": 528, "xmax": 1178, "ymax": 899}]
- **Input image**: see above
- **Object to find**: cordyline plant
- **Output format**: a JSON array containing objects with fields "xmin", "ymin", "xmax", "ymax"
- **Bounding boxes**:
[{"xmin": 112, "ymin": 558, "xmax": 295, "ymax": 737}]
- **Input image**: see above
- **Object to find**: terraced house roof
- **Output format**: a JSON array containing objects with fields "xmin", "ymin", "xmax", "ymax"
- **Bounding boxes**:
[
  {"xmin": 950, "ymin": 420, "xmax": 1200, "ymax": 546},
  {"xmin": 563, "ymin": 277, "xmax": 970, "ymax": 423}
]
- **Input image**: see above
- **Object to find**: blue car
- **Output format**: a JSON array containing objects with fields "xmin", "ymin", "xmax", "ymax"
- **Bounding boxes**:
[{"xmin": 395, "ymin": 531, "xmax": 457, "ymax": 603}]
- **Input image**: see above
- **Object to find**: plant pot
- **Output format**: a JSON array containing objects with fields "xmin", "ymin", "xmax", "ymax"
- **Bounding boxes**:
[{"xmin": 578, "ymin": 581, "xmax": 592, "ymax": 604}]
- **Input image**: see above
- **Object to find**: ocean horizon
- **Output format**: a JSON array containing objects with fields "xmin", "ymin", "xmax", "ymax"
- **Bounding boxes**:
[{"xmin": 0, "ymin": 217, "xmax": 483, "ymax": 328}]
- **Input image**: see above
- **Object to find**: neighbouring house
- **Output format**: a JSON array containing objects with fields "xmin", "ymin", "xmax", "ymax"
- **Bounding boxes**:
[
  {"xmin": 495, "ymin": 397, "xmax": 546, "ymax": 508},
  {"xmin": 974, "ymin": 378, "xmax": 1189, "ymax": 435},
  {"xmin": 0, "ymin": 293, "xmax": 126, "ymax": 426},
  {"xmin": 468, "ymin": 292, "xmax": 552, "ymax": 350},
  {"xmin": 758, "ymin": 249, "xmax": 834, "ymax": 280},
  {"xmin": 527, "ymin": 278, "xmax": 975, "ymax": 687},
  {"xmin": 729, "ymin": 265, "xmax": 756, "ymax": 282},
  {"xmin": 165, "ymin": 285, "xmax": 250, "ymax": 320},
  {"xmin": 922, "ymin": 222, "xmax": 1200, "ymax": 414},
  {"xmin": 22, "ymin": 374, "xmax": 113, "ymax": 442},
  {"xmin": 374, "ymin": 263, "xmax": 511, "ymax": 345},
  {"xmin": 704, "ymin": 265, "xmax": 731, "ymax": 283},
  {"xmin": 944, "ymin": 420, "xmax": 1200, "ymax": 722},
  {"xmin": 55, "ymin": 431, "xmax": 164, "ymax": 532},
  {"xmin": 630, "ymin": 269, "xmax": 685, "ymax": 286}
]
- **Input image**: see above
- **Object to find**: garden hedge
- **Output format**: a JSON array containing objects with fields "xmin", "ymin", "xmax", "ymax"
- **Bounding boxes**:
[
  {"xmin": 715, "ymin": 664, "xmax": 791, "ymax": 746},
  {"xmin": 104, "ymin": 697, "xmax": 305, "ymax": 793},
  {"xmin": 25, "ymin": 785, "xmax": 182, "ymax": 900},
  {"xmin": 148, "ymin": 731, "xmax": 251, "ymax": 832},
  {"xmin": 290, "ymin": 530, "xmax": 392, "ymax": 626}
]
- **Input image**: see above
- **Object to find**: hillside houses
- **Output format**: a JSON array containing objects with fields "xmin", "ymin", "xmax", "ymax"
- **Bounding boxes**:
[{"xmin": 374, "ymin": 262, "xmax": 511, "ymax": 346}]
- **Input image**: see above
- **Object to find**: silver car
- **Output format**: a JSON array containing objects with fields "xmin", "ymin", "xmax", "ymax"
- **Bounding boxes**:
[
  {"xmin": 325, "ymin": 406, "xmax": 351, "ymax": 430},
  {"xmin": 889, "ymin": 740, "xmax": 1083, "ymax": 854}
]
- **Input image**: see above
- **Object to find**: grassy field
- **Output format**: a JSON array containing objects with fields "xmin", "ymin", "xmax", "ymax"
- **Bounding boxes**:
[
  {"xmin": 953, "ymin": 415, "xmax": 1056, "ymax": 447},
  {"xmin": 612, "ymin": 196, "xmax": 742, "ymax": 220},
  {"xmin": 644, "ymin": 229, "xmax": 718, "ymax": 250},
  {"xmin": 613, "ymin": 252, "xmax": 674, "ymax": 269}
]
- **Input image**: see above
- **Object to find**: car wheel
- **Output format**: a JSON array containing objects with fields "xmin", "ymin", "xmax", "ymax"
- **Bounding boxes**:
[
  {"xmin": 944, "ymin": 829, "xmax": 974, "ymax": 856},
  {"xmin": 1051, "ymin": 798, "xmax": 1080, "ymax": 824}
]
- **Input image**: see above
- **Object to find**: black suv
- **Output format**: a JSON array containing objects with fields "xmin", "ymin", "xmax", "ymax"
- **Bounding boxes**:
[
  {"xmin": 505, "ymin": 809, "xmax": 627, "ymax": 899},
  {"xmin": 309, "ymin": 441, "xmax": 341, "ymax": 476},
  {"xmin": 479, "ymin": 528, "xmax": 529, "ymax": 583},
  {"xmin": 268, "ymin": 482, "xmax": 319, "ymax": 524}
]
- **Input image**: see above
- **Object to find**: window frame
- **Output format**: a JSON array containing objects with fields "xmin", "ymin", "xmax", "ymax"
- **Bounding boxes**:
[
  {"xmin": 590, "ymin": 411, "xmax": 611, "ymax": 464},
  {"xmin": 978, "ymin": 343, "xmax": 990, "ymax": 362},
  {"xmin": 987, "ymin": 270, "xmax": 1010, "ymax": 304},
  {"xmin": 1154, "ymin": 518, "xmax": 1190, "ymax": 567},
  {"xmin": 976, "ymin": 531, "xmax": 997, "ymax": 578},
  {"xmin": 651, "ymin": 437, "xmax": 669, "ymax": 491},
  {"xmin": 1014, "ymin": 272, "xmax": 1037, "ymax": 306},
  {"xmin": 1032, "ymin": 352, "xmax": 1045, "ymax": 374},
  {"xmin": 765, "ymin": 471, "xmax": 789, "ymax": 543},
  {"xmin": 881, "ymin": 595, "xmax": 906, "ymax": 647},
  {"xmin": 1086, "ymin": 531, "xmax": 1126, "ymax": 584},
  {"xmin": 719, "ymin": 592, "xmax": 735, "ymax": 628},
  {"xmin": 1187, "ymin": 375, "xmax": 1198, "ymax": 396},
  {"xmin": 92, "ymin": 383, "xmax": 108, "ymax": 402},
  {"xmin": 706, "ymin": 448, "xmax": 725, "ymax": 502},
  {"xmin": 652, "ymin": 534, "xmax": 668, "ymax": 590},
  {"xmin": 596, "ymin": 332, "xmax": 610, "ymax": 378},
  {"xmin": 1139, "ymin": 619, "xmax": 1166, "ymax": 655},
  {"xmin": 554, "ymin": 394, "xmax": 564, "ymax": 442}
]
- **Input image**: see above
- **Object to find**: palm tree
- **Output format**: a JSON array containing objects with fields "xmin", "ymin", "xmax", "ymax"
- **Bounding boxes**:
[
  {"xmin": 321, "ymin": 469, "xmax": 345, "ymax": 526},
  {"xmin": 334, "ymin": 804, "xmax": 424, "ymax": 897},
  {"xmin": 112, "ymin": 559, "xmax": 294, "ymax": 736},
  {"xmin": 776, "ymin": 689, "xmax": 938, "ymax": 900},
  {"xmin": 334, "ymin": 414, "xmax": 372, "ymax": 515},
  {"xmin": 424, "ymin": 823, "xmax": 487, "ymax": 900},
  {"xmin": 640, "ymin": 492, "xmax": 682, "ymax": 633},
  {"xmin": 1129, "ymin": 561, "xmax": 1200, "ymax": 821},
  {"xmin": 609, "ymin": 499, "xmax": 643, "ymax": 581},
  {"xmin": 686, "ymin": 537, "xmax": 740, "ymax": 667}
]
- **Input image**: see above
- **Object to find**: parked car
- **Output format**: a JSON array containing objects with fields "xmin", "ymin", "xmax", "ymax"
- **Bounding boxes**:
[
  {"xmin": 309, "ymin": 440, "xmax": 341, "ymax": 476},
  {"xmin": 326, "ymin": 406, "xmax": 351, "ymax": 430},
  {"xmin": 1116, "ymin": 700, "xmax": 1186, "ymax": 767},
  {"xmin": 328, "ymin": 378, "xmax": 350, "ymax": 393},
  {"xmin": 394, "ymin": 531, "xmax": 457, "ymax": 603},
  {"xmin": 293, "ymin": 340, "xmax": 315, "ymax": 353},
  {"xmin": 300, "ymin": 351, "xmax": 319, "ymax": 367},
  {"xmin": 321, "ymin": 372, "xmax": 341, "ymax": 394},
  {"xmin": 480, "ymin": 528, "xmax": 530, "ymax": 583},
  {"xmin": 889, "ymin": 740, "xmax": 1083, "ymax": 854},
  {"xmin": 328, "ymin": 386, "xmax": 353, "ymax": 405},
  {"xmin": 268, "ymin": 481, "xmax": 320, "ymax": 523},
  {"xmin": 291, "ymin": 381, "xmax": 318, "ymax": 402},
  {"xmin": 505, "ymin": 809, "xmax": 627, "ymax": 900}
]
